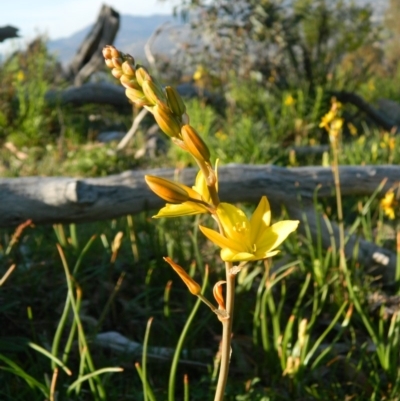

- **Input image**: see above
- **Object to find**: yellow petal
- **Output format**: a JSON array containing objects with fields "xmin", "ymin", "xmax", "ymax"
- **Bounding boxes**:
[
  {"xmin": 185, "ymin": 186, "xmax": 204, "ymax": 201},
  {"xmin": 257, "ymin": 220, "xmax": 299, "ymax": 252},
  {"xmin": 249, "ymin": 196, "xmax": 271, "ymax": 243},
  {"xmin": 199, "ymin": 225, "xmax": 244, "ymax": 252},
  {"xmin": 193, "ymin": 170, "xmax": 209, "ymax": 199},
  {"xmin": 154, "ymin": 202, "xmax": 208, "ymax": 218},
  {"xmin": 220, "ymin": 248, "xmax": 257, "ymax": 262},
  {"xmin": 192, "ymin": 159, "xmax": 219, "ymax": 202},
  {"xmin": 254, "ymin": 249, "xmax": 280, "ymax": 260},
  {"xmin": 216, "ymin": 203, "xmax": 250, "ymax": 243}
]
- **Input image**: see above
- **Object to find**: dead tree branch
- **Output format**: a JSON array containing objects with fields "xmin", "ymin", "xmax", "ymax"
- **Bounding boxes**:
[
  {"xmin": 1, "ymin": 164, "xmax": 398, "ymax": 282},
  {"xmin": 65, "ymin": 5, "xmax": 120, "ymax": 86}
]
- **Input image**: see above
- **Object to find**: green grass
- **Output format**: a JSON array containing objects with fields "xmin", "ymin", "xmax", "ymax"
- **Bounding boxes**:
[{"xmin": 1, "ymin": 179, "xmax": 399, "ymax": 400}]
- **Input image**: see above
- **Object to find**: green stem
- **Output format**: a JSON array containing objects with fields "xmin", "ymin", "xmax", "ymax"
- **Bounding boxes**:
[
  {"xmin": 331, "ymin": 140, "xmax": 345, "ymax": 258},
  {"xmin": 195, "ymin": 159, "xmax": 220, "ymax": 206},
  {"xmin": 214, "ymin": 261, "xmax": 235, "ymax": 401}
]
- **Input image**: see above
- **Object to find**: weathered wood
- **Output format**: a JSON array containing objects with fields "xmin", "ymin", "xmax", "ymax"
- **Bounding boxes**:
[
  {"xmin": 289, "ymin": 145, "xmax": 329, "ymax": 156},
  {"xmin": 44, "ymin": 82, "xmax": 217, "ymax": 109},
  {"xmin": 1, "ymin": 164, "xmax": 398, "ymax": 282},
  {"xmin": 1, "ymin": 164, "xmax": 398, "ymax": 227},
  {"xmin": 65, "ymin": 5, "xmax": 120, "ymax": 86},
  {"xmin": 331, "ymin": 90, "xmax": 400, "ymax": 134},
  {"xmin": 45, "ymin": 82, "xmax": 129, "ymax": 109}
]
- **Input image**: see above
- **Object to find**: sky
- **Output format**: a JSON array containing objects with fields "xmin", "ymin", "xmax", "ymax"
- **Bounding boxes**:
[{"xmin": 1, "ymin": 0, "xmax": 174, "ymax": 53}]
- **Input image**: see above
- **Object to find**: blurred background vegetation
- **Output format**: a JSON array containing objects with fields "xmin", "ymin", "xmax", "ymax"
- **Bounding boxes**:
[{"xmin": 2, "ymin": 0, "xmax": 400, "ymax": 400}]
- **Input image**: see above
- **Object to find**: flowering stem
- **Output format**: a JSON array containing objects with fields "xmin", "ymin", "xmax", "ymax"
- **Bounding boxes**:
[
  {"xmin": 208, "ymin": 185, "xmax": 220, "ymax": 207},
  {"xmin": 331, "ymin": 140, "xmax": 345, "ymax": 262},
  {"xmin": 214, "ymin": 261, "xmax": 235, "ymax": 401},
  {"xmin": 195, "ymin": 159, "xmax": 220, "ymax": 206}
]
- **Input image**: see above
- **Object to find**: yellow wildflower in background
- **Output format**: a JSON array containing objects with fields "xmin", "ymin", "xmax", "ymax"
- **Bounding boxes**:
[
  {"xmin": 380, "ymin": 191, "xmax": 397, "ymax": 220},
  {"xmin": 319, "ymin": 98, "xmax": 344, "ymax": 142},
  {"xmin": 347, "ymin": 122, "xmax": 358, "ymax": 136},
  {"xmin": 319, "ymin": 110, "xmax": 336, "ymax": 131},
  {"xmin": 199, "ymin": 196, "xmax": 299, "ymax": 262},
  {"xmin": 16, "ymin": 70, "xmax": 25, "ymax": 82},
  {"xmin": 284, "ymin": 94, "xmax": 295, "ymax": 106},
  {"xmin": 380, "ymin": 132, "xmax": 396, "ymax": 151},
  {"xmin": 215, "ymin": 130, "xmax": 228, "ymax": 141},
  {"xmin": 193, "ymin": 65, "xmax": 207, "ymax": 81}
]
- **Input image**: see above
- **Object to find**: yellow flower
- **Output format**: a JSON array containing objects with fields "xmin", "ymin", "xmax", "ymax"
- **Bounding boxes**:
[
  {"xmin": 152, "ymin": 167, "xmax": 217, "ymax": 218},
  {"xmin": 193, "ymin": 65, "xmax": 206, "ymax": 81},
  {"xmin": 16, "ymin": 70, "xmax": 25, "ymax": 82},
  {"xmin": 347, "ymin": 122, "xmax": 358, "ymax": 136},
  {"xmin": 329, "ymin": 117, "xmax": 343, "ymax": 141},
  {"xmin": 199, "ymin": 196, "xmax": 299, "ymax": 262},
  {"xmin": 284, "ymin": 94, "xmax": 295, "ymax": 106},
  {"xmin": 319, "ymin": 110, "xmax": 335, "ymax": 130},
  {"xmin": 215, "ymin": 130, "xmax": 228, "ymax": 141},
  {"xmin": 380, "ymin": 191, "xmax": 396, "ymax": 220}
]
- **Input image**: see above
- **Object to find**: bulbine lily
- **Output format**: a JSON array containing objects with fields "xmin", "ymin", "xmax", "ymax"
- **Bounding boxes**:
[
  {"xmin": 103, "ymin": 46, "xmax": 300, "ymax": 401},
  {"xmin": 199, "ymin": 196, "xmax": 299, "ymax": 262}
]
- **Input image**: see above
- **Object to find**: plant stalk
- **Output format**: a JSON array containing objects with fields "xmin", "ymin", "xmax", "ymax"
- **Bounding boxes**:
[{"xmin": 214, "ymin": 261, "xmax": 235, "ymax": 401}]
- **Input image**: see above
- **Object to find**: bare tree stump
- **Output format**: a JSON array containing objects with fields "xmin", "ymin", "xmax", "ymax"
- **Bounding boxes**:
[
  {"xmin": 65, "ymin": 5, "xmax": 120, "ymax": 86},
  {"xmin": 0, "ymin": 25, "xmax": 19, "ymax": 43}
]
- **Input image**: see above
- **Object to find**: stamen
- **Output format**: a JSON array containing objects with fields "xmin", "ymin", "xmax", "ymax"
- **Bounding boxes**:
[{"xmin": 233, "ymin": 222, "xmax": 247, "ymax": 234}]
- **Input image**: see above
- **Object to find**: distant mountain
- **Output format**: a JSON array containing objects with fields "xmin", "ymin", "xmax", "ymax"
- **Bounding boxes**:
[{"xmin": 48, "ymin": 14, "xmax": 182, "ymax": 65}]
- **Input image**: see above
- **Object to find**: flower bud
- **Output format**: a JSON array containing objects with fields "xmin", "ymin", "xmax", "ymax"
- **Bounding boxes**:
[
  {"xmin": 165, "ymin": 86, "xmax": 186, "ymax": 117},
  {"xmin": 121, "ymin": 60, "xmax": 136, "ymax": 77},
  {"xmin": 145, "ymin": 175, "xmax": 190, "ymax": 203},
  {"xmin": 181, "ymin": 124, "xmax": 210, "ymax": 162},
  {"xmin": 163, "ymin": 257, "xmax": 201, "ymax": 295},
  {"xmin": 142, "ymin": 79, "xmax": 167, "ymax": 106},
  {"xmin": 112, "ymin": 57, "xmax": 123, "ymax": 69},
  {"xmin": 135, "ymin": 66, "xmax": 151, "ymax": 87},
  {"xmin": 112, "ymin": 68, "xmax": 123, "ymax": 79},
  {"xmin": 213, "ymin": 281, "xmax": 226, "ymax": 310},
  {"xmin": 125, "ymin": 88, "xmax": 153, "ymax": 107},
  {"xmin": 109, "ymin": 46, "xmax": 120, "ymax": 59},
  {"xmin": 105, "ymin": 59, "xmax": 114, "ymax": 69},
  {"xmin": 102, "ymin": 46, "xmax": 113, "ymax": 60},
  {"xmin": 120, "ymin": 75, "xmax": 140, "ymax": 90},
  {"xmin": 153, "ymin": 104, "xmax": 182, "ymax": 138}
]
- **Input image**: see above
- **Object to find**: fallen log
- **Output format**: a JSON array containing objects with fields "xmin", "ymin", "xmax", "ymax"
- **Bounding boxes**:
[
  {"xmin": 331, "ymin": 90, "xmax": 400, "ymax": 134},
  {"xmin": 1, "ymin": 165, "xmax": 398, "ymax": 282},
  {"xmin": 45, "ymin": 82, "xmax": 218, "ymax": 109},
  {"xmin": 45, "ymin": 82, "xmax": 129, "ymax": 109}
]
